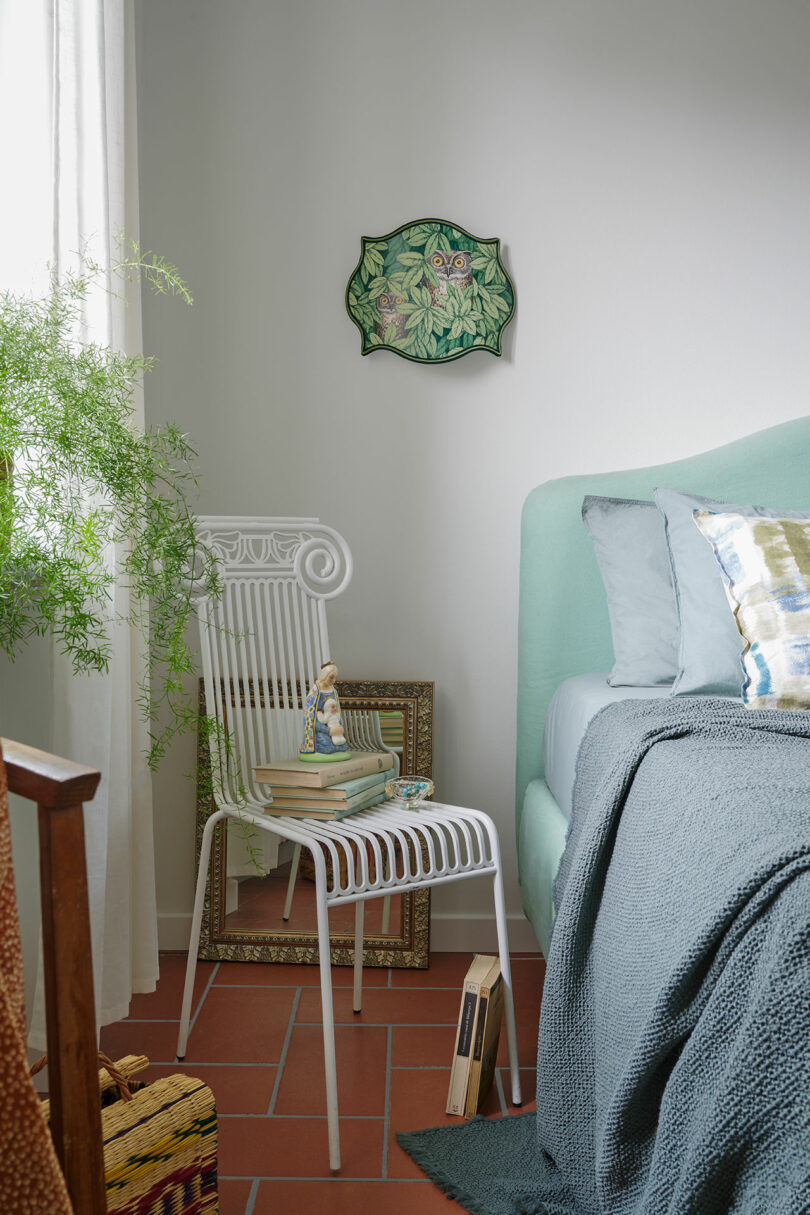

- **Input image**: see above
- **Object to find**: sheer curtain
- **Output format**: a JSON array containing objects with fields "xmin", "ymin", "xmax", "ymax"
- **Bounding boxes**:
[{"xmin": 0, "ymin": 0, "xmax": 159, "ymax": 1043}]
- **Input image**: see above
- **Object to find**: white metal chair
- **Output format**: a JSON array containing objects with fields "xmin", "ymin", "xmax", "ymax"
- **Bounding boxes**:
[{"xmin": 177, "ymin": 517, "xmax": 522, "ymax": 1171}]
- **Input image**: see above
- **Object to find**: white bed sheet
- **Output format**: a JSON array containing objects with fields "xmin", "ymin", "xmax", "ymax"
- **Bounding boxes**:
[{"xmin": 542, "ymin": 674, "xmax": 671, "ymax": 820}]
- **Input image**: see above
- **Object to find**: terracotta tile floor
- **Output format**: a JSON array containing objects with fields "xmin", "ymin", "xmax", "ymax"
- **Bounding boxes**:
[
  {"xmin": 224, "ymin": 869, "xmax": 403, "ymax": 936},
  {"xmin": 101, "ymin": 950, "xmax": 545, "ymax": 1214}
]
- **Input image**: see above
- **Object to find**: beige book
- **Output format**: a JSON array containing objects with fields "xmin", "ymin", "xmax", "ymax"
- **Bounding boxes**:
[
  {"xmin": 446, "ymin": 954, "xmax": 497, "ymax": 1117},
  {"xmin": 253, "ymin": 751, "xmax": 394, "ymax": 788}
]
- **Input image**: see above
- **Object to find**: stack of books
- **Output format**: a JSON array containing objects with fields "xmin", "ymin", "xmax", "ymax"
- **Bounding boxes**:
[
  {"xmin": 446, "ymin": 954, "xmax": 505, "ymax": 1118},
  {"xmin": 253, "ymin": 751, "xmax": 394, "ymax": 820}
]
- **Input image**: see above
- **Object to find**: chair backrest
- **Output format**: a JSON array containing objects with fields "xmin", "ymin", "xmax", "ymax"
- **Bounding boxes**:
[{"xmin": 194, "ymin": 517, "xmax": 355, "ymax": 805}]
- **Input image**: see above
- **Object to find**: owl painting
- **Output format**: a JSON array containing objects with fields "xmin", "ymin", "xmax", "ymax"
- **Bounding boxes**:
[
  {"xmin": 424, "ymin": 249, "xmax": 473, "ymax": 304},
  {"xmin": 346, "ymin": 220, "xmax": 515, "ymax": 362},
  {"xmin": 374, "ymin": 292, "xmax": 407, "ymax": 341}
]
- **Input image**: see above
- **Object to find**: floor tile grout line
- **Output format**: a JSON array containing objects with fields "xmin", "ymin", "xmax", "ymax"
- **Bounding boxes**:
[
  {"xmin": 210, "ymin": 982, "xmax": 500, "ymax": 991},
  {"xmin": 244, "ymin": 1178, "xmax": 260, "ymax": 1214},
  {"xmin": 266, "ymin": 987, "xmax": 302, "ymax": 1115},
  {"xmin": 137, "ymin": 1060, "xmax": 527, "ymax": 1071},
  {"xmin": 380, "ymin": 1025, "xmax": 393, "ymax": 1179},
  {"xmin": 219, "ymin": 1113, "xmax": 385, "ymax": 1120},
  {"xmin": 221, "ymin": 1175, "xmax": 434, "ymax": 1182},
  {"xmin": 120, "ymin": 1018, "xmax": 182, "ymax": 1024},
  {"xmin": 294, "ymin": 1020, "xmax": 536, "ymax": 1028}
]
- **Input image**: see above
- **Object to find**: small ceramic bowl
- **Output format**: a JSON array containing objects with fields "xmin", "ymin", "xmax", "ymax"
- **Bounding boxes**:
[{"xmin": 384, "ymin": 775, "xmax": 434, "ymax": 811}]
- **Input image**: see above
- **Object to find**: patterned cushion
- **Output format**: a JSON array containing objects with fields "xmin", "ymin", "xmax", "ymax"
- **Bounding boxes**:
[{"xmin": 693, "ymin": 512, "xmax": 810, "ymax": 709}]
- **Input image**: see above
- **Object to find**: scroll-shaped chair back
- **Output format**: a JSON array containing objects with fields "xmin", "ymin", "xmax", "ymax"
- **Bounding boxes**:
[{"xmin": 194, "ymin": 517, "xmax": 353, "ymax": 808}]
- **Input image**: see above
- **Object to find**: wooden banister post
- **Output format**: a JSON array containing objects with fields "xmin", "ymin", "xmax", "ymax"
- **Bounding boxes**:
[{"xmin": 3, "ymin": 738, "xmax": 107, "ymax": 1215}]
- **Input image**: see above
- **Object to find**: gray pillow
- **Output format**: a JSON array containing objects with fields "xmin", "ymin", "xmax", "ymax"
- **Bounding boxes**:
[
  {"xmin": 653, "ymin": 488, "xmax": 809, "ymax": 696},
  {"xmin": 582, "ymin": 495, "xmax": 679, "ymax": 687}
]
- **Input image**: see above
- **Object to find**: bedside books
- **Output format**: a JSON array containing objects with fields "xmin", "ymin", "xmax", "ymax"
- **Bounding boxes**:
[
  {"xmin": 264, "ymin": 784, "xmax": 387, "ymax": 820},
  {"xmin": 446, "ymin": 954, "xmax": 498, "ymax": 1116},
  {"xmin": 465, "ymin": 957, "xmax": 504, "ymax": 1117},
  {"xmin": 254, "ymin": 756, "xmax": 392, "ymax": 819},
  {"xmin": 253, "ymin": 751, "xmax": 394, "ymax": 788},
  {"xmin": 266, "ymin": 770, "xmax": 386, "ymax": 803}
]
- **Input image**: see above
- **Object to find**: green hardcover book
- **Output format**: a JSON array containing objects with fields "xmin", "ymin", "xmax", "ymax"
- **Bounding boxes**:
[
  {"xmin": 265, "ymin": 770, "xmax": 389, "ymax": 801},
  {"xmin": 264, "ymin": 786, "xmax": 387, "ymax": 820}
]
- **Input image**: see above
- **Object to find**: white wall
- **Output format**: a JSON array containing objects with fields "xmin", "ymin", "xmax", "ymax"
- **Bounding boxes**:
[{"xmin": 134, "ymin": 0, "xmax": 810, "ymax": 949}]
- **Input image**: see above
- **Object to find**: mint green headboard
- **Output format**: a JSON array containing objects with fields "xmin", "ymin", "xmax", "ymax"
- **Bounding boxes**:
[{"xmin": 515, "ymin": 415, "xmax": 810, "ymax": 841}]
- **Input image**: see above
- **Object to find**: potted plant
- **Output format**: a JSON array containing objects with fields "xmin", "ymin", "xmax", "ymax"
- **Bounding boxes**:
[{"xmin": 0, "ymin": 249, "xmax": 220, "ymax": 765}]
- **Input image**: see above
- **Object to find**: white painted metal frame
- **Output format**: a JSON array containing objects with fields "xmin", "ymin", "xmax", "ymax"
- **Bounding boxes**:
[
  {"xmin": 178, "ymin": 517, "xmax": 522, "ymax": 1170},
  {"xmin": 178, "ymin": 797, "xmax": 523, "ymax": 1171}
]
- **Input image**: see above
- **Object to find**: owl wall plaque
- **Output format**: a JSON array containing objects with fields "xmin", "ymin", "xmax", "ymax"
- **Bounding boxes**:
[{"xmin": 345, "ymin": 218, "xmax": 515, "ymax": 364}]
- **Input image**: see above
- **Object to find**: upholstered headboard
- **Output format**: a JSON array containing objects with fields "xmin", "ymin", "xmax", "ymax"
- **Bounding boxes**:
[{"xmin": 515, "ymin": 415, "xmax": 810, "ymax": 838}]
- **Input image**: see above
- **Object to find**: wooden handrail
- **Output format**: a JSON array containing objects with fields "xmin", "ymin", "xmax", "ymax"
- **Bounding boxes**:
[
  {"xmin": 3, "ymin": 738, "xmax": 100, "ymax": 808},
  {"xmin": 2, "ymin": 737, "xmax": 107, "ymax": 1215}
]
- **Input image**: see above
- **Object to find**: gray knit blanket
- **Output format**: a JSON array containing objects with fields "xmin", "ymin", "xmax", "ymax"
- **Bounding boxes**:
[
  {"xmin": 541, "ymin": 697, "xmax": 810, "ymax": 1213},
  {"xmin": 398, "ymin": 697, "xmax": 810, "ymax": 1214}
]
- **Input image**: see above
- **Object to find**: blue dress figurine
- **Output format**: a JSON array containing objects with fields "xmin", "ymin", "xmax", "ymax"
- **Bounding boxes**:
[{"xmin": 299, "ymin": 660, "xmax": 350, "ymax": 762}]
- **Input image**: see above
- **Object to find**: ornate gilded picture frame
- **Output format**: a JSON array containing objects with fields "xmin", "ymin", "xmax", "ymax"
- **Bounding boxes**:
[
  {"xmin": 195, "ymin": 678, "xmax": 434, "ymax": 967},
  {"xmin": 346, "ymin": 217, "xmax": 515, "ymax": 363}
]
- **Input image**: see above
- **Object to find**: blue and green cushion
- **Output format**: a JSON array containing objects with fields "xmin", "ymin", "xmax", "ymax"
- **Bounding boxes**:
[{"xmin": 693, "ymin": 512, "xmax": 810, "ymax": 710}]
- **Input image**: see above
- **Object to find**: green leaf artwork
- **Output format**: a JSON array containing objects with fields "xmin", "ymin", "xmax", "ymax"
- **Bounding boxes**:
[{"xmin": 345, "ymin": 218, "xmax": 515, "ymax": 364}]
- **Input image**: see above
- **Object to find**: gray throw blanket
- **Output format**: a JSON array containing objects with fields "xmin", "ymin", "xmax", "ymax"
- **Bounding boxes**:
[
  {"xmin": 398, "ymin": 697, "xmax": 810, "ymax": 1214},
  {"xmin": 541, "ymin": 697, "xmax": 810, "ymax": 1213}
]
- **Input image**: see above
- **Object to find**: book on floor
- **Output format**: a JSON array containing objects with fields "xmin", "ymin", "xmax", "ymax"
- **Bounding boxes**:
[
  {"xmin": 264, "ymin": 770, "xmax": 387, "ymax": 801},
  {"xmin": 263, "ymin": 786, "xmax": 387, "ymax": 820},
  {"xmin": 464, "ymin": 956, "xmax": 504, "ymax": 1117},
  {"xmin": 253, "ymin": 751, "xmax": 394, "ymax": 788},
  {"xmin": 446, "ymin": 954, "xmax": 498, "ymax": 1116},
  {"xmin": 265, "ymin": 781, "xmax": 387, "ymax": 815}
]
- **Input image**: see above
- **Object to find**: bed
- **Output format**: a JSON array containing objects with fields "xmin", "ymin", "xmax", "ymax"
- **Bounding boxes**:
[
  {"xmin": 515, "ymin": 414, "xmax": 810, "ymax": 956},
  {"xmin": 400, "ymin": 417, "xmax": 810, "ymax": 1210}
]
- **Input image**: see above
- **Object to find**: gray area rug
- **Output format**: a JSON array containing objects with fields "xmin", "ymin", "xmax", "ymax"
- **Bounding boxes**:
[{"xmin": 397, "ymin": 1113, "xmax": 551, "ymax": 1215}]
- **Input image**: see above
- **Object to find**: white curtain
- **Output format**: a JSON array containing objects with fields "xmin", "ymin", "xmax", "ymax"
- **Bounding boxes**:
[{"xmin": 0, "ymin": 0, "xmax": 159, "ymax": 1044}]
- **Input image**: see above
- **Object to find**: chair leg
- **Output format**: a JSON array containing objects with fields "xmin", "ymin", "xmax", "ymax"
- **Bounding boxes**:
[
  {"xmin": 492, "ymin": 870, "xmax": 522, "ymax": 1107},
  {"xmin": 380, "ymin": 846, "xmax": 391, "ymax": 933},
  {"xmin": 282, "ymin": 841, "xmax": 302, "ymax": 921},
  {"xmin": 353, "ymin": 900, "xmax": 364, "ymax": 1013},
  {"xmin": 177, "ymin": 809, "xmax": 227, "ymax": 1059},
  {"xmin": 314, "ymin": 850, "xmax": 341, "ymax": 1171}
]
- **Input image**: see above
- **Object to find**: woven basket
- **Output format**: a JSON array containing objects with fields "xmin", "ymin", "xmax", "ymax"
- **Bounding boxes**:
[{"xmin": 41, "ymin": 1054, "xmax": 218, "ymax": 1214}]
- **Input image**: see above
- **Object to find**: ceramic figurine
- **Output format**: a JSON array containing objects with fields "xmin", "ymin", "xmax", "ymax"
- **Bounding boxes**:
[{"xmin": 299, "ymin": 660, "xmax": 351, "ymax": 762}]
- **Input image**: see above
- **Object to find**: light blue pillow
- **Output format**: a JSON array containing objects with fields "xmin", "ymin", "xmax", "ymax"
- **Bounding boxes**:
[
  {"xmin": 582, "ymin": 495, "xmax": 679, "ymax": 687},
  {"xmin": 653, "ymin": 488, "xmax": 808, "ymax": 696}
]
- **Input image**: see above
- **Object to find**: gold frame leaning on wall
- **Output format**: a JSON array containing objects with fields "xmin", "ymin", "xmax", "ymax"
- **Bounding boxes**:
[{"xmin": 194, "ymin": 679, "xmax": 435, "ymax": 967}]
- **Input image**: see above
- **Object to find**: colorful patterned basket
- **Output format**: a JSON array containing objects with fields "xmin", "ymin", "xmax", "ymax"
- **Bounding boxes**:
[{"xmin": 41, "ymin": 1054, "xmax": 218, "ymax": 1214}]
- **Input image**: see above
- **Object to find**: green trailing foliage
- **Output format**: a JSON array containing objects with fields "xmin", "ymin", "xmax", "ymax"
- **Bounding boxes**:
[{"xmin": 0, "ymin": 247, "xmax": 221, "ymax": 769}]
